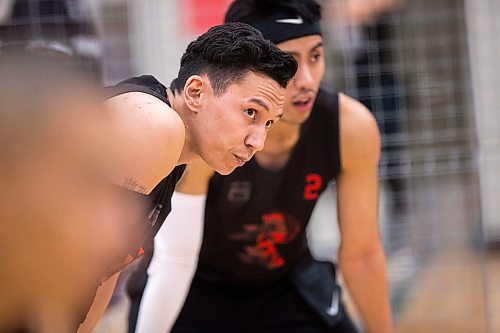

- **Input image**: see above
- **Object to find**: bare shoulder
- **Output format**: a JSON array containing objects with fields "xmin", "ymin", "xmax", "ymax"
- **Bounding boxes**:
[
  {"xmin": 106, "ymin": 92, "xmax": 185, "ymax": 193},
  {"xmin": 338, "ymin": 93, "xmax": 381, "ymax": 170},
  {"xmin": 106, "ymin": 92, "xmax": 184, "ymax": 140}
]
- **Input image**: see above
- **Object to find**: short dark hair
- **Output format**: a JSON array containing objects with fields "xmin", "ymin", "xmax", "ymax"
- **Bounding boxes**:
[
  {"xmin": 170, "ymin": 22, "xmax": 297, "ymax": 96},
  {"xmin": 225, "ymin": 0, "xmax": 322, "ymax": 25}
]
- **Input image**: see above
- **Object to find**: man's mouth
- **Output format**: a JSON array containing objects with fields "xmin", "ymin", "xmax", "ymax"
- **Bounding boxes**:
[
  {"xmin": 292, "ymin": 97, "xmax": 313, "ymax": 112},
  {"xmin": 292, "ymin": 95, "xmax": 314, "ymax": 113},
  {"xmin": 234, "ymin": 154, "xmax": 250, "ymax": 167}
]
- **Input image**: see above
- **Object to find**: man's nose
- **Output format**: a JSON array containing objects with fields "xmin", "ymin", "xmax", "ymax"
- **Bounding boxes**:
[
  {"xmin": 294, "ymin": 63, "xmax": 314, "ymax": 89},
  {"xmin": 245, "ymin": 126, "xmax": 267, "ymax": 152}
]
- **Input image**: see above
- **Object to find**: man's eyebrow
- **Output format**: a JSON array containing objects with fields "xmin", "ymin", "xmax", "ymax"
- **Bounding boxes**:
[
  {"xmin": 287, "ymin": 42, "xmax": 324, "ymax": 56},
  {"xmin": 247, "ymin": 97, "xmax": 270, "ymax": 112},
  {"xmin": 311, "ymin": 41, "xmax": 324, "ymax": 51}
]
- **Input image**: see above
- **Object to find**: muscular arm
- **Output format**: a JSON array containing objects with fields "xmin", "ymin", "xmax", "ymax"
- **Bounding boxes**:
[
  {"xmin": 135, "ymin": 160, "xmax": 213, "ymax": 332},
  {"xmin": 79, "ymin": 92, "xmax": 186, "ymax": 332},
  {"xmin": 105, "ymin": 92, "xmax": 185, "ymax": 194},
  {"xmin": 336, "ymin": 93, "xmax": 393, "ymax": 333}
]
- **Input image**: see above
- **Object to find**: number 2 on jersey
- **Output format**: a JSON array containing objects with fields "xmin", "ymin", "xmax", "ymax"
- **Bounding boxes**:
[{"xmin": 304, "ymin": 173, "xmax": 322, "ymax": 200}]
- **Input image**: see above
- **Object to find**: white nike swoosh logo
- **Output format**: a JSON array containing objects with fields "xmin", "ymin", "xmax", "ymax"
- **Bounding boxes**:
[
  {"xmin": 325, "ymin": 288, "xmax": 339, "ymax": 316},
  {"xmin": 275, "ymin": 16, "xmax": 303, "ymax": 25}
]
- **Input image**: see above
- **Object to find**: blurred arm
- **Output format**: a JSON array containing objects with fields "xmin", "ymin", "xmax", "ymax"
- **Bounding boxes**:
[
  {"xmin": 135, "ymin": 161, "xmax": 213, "ymax": 333},
  {"xmin": 336, "ymin": 93, "xmax": 393, "ymax": 333},
  {"xmin": 77, "ymin": 272, "xmax": 120, "ymax": 333}
]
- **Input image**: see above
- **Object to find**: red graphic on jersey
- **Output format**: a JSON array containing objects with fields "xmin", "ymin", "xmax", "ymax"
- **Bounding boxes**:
[
  {"xmin": 304, "ymin": 173, "xmax": 322, "ymax": 200},
  {"xmin": 229, "ymin": 211, "xmax": 301, "ymax": 269}
]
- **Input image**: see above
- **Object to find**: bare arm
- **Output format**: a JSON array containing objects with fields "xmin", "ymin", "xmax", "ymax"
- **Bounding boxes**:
[
  {"xmin": 77, "ymin": 92, "xmax": 186, "ymax": 332},
  {"xmin": 77, "ymin": 273, "xmax": 120, "ymax": 333},
  {"xmin": 105, "ymin": 92, "xmax": 185, "ymax": 194},
  {"xmin": 336, "ymin": 93, "xmax": 393, "ymax": 333}
]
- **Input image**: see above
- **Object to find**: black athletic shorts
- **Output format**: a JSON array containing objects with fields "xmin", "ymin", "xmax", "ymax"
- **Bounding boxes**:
[{"xmin": 169, "ymin": 276, "xmax": 358, "ymax": 333}]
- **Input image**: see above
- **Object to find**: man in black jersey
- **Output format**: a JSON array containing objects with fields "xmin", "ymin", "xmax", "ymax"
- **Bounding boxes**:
[
  {"xmin": 77, "ymin": 22, "xmax": 297, "ymax": 332},
  {"xmin": 131, "ymin": 1, "xmax": 393, "ymax": 333}
]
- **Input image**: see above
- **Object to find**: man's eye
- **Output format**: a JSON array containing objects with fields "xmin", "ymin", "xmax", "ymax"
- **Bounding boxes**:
[
  {"xmin": 265, "ymin": 120, "xmax": 274, "ymax": 129},
  {"xmin": 311, "ymin": 53, "xmax": 322, "ymax": 62},
  {"xmin": 245, "ymin": 108, "xmax": 256, "ymax": 119}
]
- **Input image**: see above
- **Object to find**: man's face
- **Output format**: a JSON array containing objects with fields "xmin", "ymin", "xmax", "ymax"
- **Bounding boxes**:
[
  {"xmin": 193, "ymin": 71, "xmax": 285, "ymax": 174},
  {"xmin": 277, "ymin": 35, "xmax": 325, "ymax": 125}
]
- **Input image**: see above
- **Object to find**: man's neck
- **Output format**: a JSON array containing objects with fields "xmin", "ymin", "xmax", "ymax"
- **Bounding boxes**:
[
  {"xmin": 256, "ymin": 121, "xmax": 301, "ymax": 170},
  {"xmin": 166, "ymin": 89, "xmax": 198, "ymax": 166},
  {"xmin": 264, "ymin": 120, "xmax": 301, "ymax": 153}
]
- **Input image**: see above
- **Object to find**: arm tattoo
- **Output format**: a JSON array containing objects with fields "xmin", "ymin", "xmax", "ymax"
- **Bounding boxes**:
[
  {"xmin": 138, "ymin": 185, "xmax": 148, "ymax": 194},
  {"xmin": 123, "ymin": 177, "xmax": 148, "ymax": 194}
]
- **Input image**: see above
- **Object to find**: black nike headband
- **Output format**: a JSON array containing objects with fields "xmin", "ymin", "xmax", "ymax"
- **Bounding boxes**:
[{"xmin": 251, "ymin": 12, "xmax": 322, "ymax": 45}]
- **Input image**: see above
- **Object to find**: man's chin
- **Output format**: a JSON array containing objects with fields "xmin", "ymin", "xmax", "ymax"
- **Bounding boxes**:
[
  {"xmin": 212, "ymin": 163, "xmax": 237, "ymax": 176},
  {"xmin": 280, "ymin": 114, "xmax": 310, "ymax": 125},
  {"xmin": 219, "ymin": 167, "xmax": 238, "ymax": 175}
]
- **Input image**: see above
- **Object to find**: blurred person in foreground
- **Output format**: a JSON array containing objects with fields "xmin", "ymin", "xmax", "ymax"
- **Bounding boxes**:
[
  {"xmin": 130, "ymin": 1, "xmax": 392, "ymax": 332},
  {"xmin": 0, "ymin": 52, "xmax": 143, "ymax": 333},
  {"xmin": 77, "ymin": 22, "xmax": 297, "ymax": 332}
]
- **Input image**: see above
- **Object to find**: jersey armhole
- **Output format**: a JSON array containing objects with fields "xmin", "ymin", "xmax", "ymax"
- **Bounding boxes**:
[
  {"xmin": 105, "ymin": 84, "xmax": 169, "ymax": 106},
  {"xmin": 318, "ymin": 85, "xmax": 341, "ymax": 175},
  {"xmin": 333, "ymin": 93, "xmax": 341, "ymax": 174}
]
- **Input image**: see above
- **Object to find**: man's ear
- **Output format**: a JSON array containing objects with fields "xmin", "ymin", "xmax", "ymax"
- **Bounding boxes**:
[{"xmin": 183, "ymin": 75, "xmax": 205, "ymax": 112}]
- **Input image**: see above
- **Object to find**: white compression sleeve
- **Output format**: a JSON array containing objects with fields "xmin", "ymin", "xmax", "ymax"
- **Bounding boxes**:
[{"xmin": 134, "ymin": 191, "xmax": 206, "ymax": 333}]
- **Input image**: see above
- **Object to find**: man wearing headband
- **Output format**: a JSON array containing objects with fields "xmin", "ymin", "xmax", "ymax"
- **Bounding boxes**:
[{"xmin": 129, "ymin": 1, "xmax": 392, "ymax": 332}]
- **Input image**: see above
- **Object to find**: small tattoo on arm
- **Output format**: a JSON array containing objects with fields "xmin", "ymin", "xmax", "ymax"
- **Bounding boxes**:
[
  {"xmin": 123, "ymin": 177, "xmax": 138, "ymax": 190},
  {"xmin": 123, "ymin": 178, "xmax": 148, "ymax": 194},
  {"xmin": 138, "ymin": 185, "xmax": 148, "ymax": 194}
]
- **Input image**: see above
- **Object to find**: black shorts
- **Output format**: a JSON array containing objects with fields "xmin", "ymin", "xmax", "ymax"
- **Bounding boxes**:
[{"xmin": 169, "ymin": 276, "xmax": 358, "ymax": 333}]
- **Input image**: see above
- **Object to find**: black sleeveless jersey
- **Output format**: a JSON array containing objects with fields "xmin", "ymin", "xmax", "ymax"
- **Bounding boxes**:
[
  {"xmin": 196, "ymin": 84, "xmax": 340, "ymax": 287},
  {"xmin": 104, "ymin": 75, "xmax": 186, "ymax": 276}
]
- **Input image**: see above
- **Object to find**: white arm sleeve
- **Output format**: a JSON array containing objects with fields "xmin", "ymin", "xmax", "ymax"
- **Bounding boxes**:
[{"xmin": 134, "ymin": 191, "xmax": 206, "ymax": 333}]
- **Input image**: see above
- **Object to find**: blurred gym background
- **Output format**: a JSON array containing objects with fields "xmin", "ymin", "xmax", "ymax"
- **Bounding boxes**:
[{"xmin": 1, "ymin": 0, "xmax": 498, "ymax": 331}]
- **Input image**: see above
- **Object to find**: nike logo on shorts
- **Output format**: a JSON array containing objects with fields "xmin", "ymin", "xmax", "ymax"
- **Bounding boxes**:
[
  {"xmin": 275, "ymin": 16, "xmax": 304, "ymax": 25},
  {"xmin": 325, "ymin": 288, "xmax": 340, "ymax": 316}
]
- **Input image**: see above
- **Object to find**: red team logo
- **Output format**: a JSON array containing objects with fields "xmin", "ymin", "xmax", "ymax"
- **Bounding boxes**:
[
  {"xmin": 227, "ymin": 174, "xmax": 322, "ymax": 269},
  {"xmin": 229, "ymin": 212, "xmax": 301, "ymax": 269}
]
